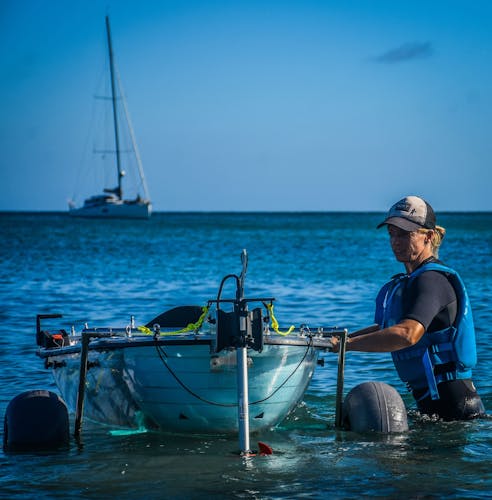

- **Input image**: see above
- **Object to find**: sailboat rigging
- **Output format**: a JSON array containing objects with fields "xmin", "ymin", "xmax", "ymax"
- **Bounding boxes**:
[{"xmin": 68, "ymin": 16, "xmax": 152, "ymax": 219}]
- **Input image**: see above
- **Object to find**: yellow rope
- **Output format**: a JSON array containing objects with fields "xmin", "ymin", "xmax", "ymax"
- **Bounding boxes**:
[
  {"xmin": 137, "ymin": 306, "xmax": 210, "ymax": 336},
  {"xmin": 266, "ymin": 303, "xmax": 295, "ymax": 336},
  {"xmin": 137, "ymin": 325, "xmax": 153, "ymax": 335},
  {"xmin": 138, "ymin": 304, "xmax": 294, "ymax": 337}
]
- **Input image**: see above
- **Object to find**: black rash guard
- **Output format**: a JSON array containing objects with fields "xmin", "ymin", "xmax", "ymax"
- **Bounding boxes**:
[{"xmin": 401, "ymin": 269, "xmax": 458, "ymax": 332}]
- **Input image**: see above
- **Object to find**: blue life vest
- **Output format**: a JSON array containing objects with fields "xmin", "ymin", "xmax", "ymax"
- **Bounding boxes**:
[{"xmin": 374, "ymin": 262, "xmax": 477, "ymax": 400}]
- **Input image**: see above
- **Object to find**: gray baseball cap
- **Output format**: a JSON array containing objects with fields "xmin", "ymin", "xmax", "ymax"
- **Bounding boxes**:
[{"xmin": 377, "ymin": 196, "xmax": 436, "ymax": 232}]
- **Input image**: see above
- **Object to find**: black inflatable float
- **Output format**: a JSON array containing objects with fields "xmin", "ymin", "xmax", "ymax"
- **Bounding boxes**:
[
  {"xmin": 342, "ymin": 381, "xmax": 409, "ymax": 433},
  {"xmin": 3, "ymin": 390, "xmax": 69, "ymax": 452}
]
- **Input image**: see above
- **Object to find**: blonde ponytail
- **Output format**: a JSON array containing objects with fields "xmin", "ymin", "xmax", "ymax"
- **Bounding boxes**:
[{"xmin": 419, "ymin": 225, "xmax": 446, "ymax": 257}]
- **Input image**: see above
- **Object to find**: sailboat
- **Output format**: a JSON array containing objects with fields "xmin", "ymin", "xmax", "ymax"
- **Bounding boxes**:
[{"xmin": 69, "ymin": 16, "xmax": 152, "ymax": 219}]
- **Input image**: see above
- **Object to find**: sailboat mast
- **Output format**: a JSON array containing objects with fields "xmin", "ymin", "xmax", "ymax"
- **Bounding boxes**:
[{"xmin": 105, "ymin": 16, "xmax": 123, "ymax": 199}]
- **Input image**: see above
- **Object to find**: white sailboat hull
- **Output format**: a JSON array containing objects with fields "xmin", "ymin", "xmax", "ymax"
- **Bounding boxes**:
[{"xmin": 69, "ymin": 199, "xmax": 151, "ymax": 219}]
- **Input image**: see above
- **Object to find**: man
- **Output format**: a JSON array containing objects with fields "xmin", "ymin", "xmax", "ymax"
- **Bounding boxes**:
[{"xmin": 332, "ymin": 195, "xmax": 485, "ymax": 420}]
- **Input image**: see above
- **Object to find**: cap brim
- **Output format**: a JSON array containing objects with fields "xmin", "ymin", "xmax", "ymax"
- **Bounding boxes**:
[{"xmin": 376, "ymin": 217, "xmax": 422, "ymax": 232}]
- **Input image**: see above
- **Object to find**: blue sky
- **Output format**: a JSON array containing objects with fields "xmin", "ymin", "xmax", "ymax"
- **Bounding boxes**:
[{"xmin": 1, "ymin": 0, "xmax": 491, "ymax": 212}]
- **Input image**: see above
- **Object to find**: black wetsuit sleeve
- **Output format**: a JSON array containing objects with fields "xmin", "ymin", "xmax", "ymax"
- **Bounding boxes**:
[{"xmin": 402, "ymin": 271, "xmax": 458, "ymax": 332}]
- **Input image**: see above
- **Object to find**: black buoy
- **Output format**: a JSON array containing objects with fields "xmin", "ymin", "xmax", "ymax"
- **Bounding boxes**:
[
  {"xmin": 3, "ymin": 390, "xmax": 69, "ymax": 452},
  {"xmin": 342, "ymin": 381, "xmax": 409, "ymax": 433}
]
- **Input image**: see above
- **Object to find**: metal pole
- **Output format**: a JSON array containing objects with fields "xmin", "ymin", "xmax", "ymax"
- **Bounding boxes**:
[
  {"xmin": 236, "ymin": 345, "xmax": 251, "ymax": 454},
  {"xmin": 236, "ymin": 249, "xmax": 252, "ymax": 454},
  {"xmin": 74, "ymin": 332, "xmax": 90, "ymax": 438},
  {"xmin": 105, "ymin": 16, "xmax": 123, "ymax": 199},
  {"xmin": 335, "ymin": 329, "xmax": 348, "ymax": 429}
]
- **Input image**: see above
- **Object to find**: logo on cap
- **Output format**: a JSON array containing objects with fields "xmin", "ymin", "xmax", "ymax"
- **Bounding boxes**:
[{"xmin": 377, "ymin": 195, "xmax": 436, "ymax": 231}]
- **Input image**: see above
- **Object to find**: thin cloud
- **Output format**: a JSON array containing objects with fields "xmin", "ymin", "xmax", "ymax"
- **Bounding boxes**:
[{"xmin": 374, "ymin": 42, "xmax": 433, "ymax": 64}]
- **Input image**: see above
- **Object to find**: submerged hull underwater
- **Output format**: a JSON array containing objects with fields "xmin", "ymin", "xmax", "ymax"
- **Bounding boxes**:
[{"xmin": 39, "ymin": 332, "xmax": 323, "ymax": 434}]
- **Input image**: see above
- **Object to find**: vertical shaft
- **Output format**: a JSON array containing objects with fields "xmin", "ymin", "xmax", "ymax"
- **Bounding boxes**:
[
  {"xmin": 105, "ymin": 16, "xmax": 122, "ymax": 199},
  {"xmin": 74, "ymin": 332, "xmax": 90, "ymax": 438},
  {"xmin": 335, "ymin": 329, "xmax": 348, "ymax": 429},
  {"xmin": 236, "ymin": 346, "xmax": 251, "ymax": 454}
]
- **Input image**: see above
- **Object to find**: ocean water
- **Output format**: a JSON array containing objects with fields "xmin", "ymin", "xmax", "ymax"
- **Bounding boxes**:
[{"xmin": 1, "ymin": 212, "xmax": 491, "ymax": 499}]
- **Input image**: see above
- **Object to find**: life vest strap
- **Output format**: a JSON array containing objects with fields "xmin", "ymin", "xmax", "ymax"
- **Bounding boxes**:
[
  {"xmin": 429, "ymin": 341, "xmax": 454, "ymax": 354},
  {"xmin": 422, "ymin": 350, "xmax": 440, "ymax": 400}
]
